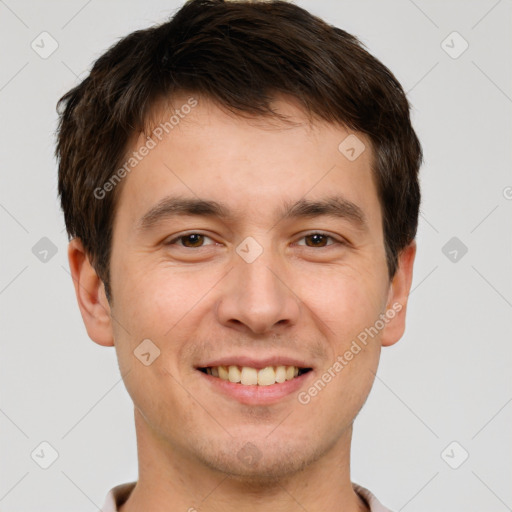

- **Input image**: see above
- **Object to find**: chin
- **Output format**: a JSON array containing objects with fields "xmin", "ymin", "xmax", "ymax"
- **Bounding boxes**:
[{"xmin": 191, "ymin": 435, "xmax": 330, "ymax": 484}]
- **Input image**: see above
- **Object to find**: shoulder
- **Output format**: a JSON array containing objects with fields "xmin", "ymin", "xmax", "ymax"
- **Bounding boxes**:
[
  {"xmin": 353, "ymin": 483, "xmax": 394, "ymax": 512},
  {"xmin": 101, "ymin": 481, "xmax": 136, "ymax": 512}
]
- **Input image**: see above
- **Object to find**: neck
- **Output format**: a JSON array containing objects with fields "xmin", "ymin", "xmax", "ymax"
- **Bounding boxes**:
[{"xmin": 119, "ymin": 409, "xmax": 369, "ymax": 512}]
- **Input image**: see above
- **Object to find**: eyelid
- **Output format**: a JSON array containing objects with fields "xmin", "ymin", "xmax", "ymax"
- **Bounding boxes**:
[
  {"xmin": 166, "ymin": 230, "xmax": 346, "ymax": 249},
  {"xmin": 294, "ymin": 231, "xmax": 346, "ymax": 247},
  {"xmin": 165, "ymin": 231, "xmax": 216, "ymax": 247}
]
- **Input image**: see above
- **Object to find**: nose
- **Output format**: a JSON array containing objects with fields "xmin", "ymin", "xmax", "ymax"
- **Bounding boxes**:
[{"xmin": 215, "ymin": 248, "xmax": 300, "ymax": 335}]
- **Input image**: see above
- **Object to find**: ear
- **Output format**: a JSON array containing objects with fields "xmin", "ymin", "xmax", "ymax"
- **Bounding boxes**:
[
  {"xmin": 67, "ymin": 238, "xmax": 114, "ymax": 347},
  {"xmin": 381, "ymin": 241, "xmax": 416, "ymax": 347}
]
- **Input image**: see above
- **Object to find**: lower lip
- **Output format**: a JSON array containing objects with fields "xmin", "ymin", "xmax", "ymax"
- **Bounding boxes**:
[{"xmin": 198, "ymin": 370, "xmax": 314, "ymax": 405}]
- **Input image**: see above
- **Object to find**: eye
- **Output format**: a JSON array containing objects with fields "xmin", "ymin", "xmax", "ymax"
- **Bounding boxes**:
[
  {"xmin": 166, "ymin": 233, "xmax": 216, "ymax": 248},
  {"xmin": 165, "ymin": 232, "xmax": 344, "ymax": 250},
  {"xmin": 296, "ymin": 232, "xmax": 342, "ymax": 248}
]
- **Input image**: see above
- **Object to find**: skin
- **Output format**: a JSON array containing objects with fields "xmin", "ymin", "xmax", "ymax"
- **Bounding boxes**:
[{"xmin": 68, "ymin": 93, "xmax": 416, "ymax": 512}]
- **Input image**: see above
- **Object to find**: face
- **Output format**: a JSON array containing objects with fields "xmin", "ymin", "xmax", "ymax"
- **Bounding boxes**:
[{"xmin": 72, "ymin": 93, "xmax": 414, "ymax": 481}]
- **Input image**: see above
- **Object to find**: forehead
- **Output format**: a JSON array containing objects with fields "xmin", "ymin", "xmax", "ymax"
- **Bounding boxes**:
[{"xmin": 112, "ymin": 93, "xmax": 381, "ymax": 233}]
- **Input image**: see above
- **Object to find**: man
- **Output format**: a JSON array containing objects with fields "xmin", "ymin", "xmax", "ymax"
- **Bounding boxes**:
[{"xmin": 56, "ymin": 0, "xmax": 421, "ymax": 510}]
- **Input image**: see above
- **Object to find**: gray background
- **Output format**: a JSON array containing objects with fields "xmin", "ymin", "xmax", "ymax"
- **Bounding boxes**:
[{"xmin": 1, "ymin": 0, "xmax": 511, "ymax": 510}]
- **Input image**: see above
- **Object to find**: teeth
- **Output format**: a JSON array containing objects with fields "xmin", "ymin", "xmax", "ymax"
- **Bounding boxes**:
[
  {"xmin": 241, "ymin": 367, "xmax": 258, "ymax": 385},
  {"xmin": 275, "ymin": 366, "xmax": 287, "ymax": 383},
  {"xmin": 257, "ymin": 367, "xmax": 276, "ymax": 386},
  {"xmin": 218, "ymin": 365, "xmax": 229, "ymax": 380},
  {"xmin": 228, "ymin": 365, "xmax": 241, "ymax": 383},
  {"xmin": 206, "ymin": 365, "xmax": 306, "ymax": 386}
]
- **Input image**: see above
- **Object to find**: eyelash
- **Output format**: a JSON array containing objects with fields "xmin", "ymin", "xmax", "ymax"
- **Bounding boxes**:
[{"xmin": 166, "ymin": 232, "xmax": 345, "ymax": 249}]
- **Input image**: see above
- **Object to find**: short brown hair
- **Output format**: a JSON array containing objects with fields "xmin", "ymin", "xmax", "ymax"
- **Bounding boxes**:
[{"xmin": 56, "ymin": 0, "xmax": 422, "ymax": 303}]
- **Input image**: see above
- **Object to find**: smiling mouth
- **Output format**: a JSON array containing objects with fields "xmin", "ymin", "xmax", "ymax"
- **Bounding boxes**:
[{"xmin": 198, "ymin": 365, "xmax": 312, "ymax": 386}]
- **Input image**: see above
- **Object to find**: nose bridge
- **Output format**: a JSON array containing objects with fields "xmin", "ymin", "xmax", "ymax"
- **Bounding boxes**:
[
  {"xmin": 239, "ymin": 251, "xmax": 282, "ymax": 303},
  {"xmin": 216, "ymin": 242, "xmax": 299, "ymax": 334}
]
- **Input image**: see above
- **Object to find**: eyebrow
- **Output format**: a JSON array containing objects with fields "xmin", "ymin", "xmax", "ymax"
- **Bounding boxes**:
[
  {"xmin": 136, "ymin": 194, "xmax": 367, "ymax": 232},
  {"xmin": 279, "ymin": 196, "xmax": 367, "ymax": 229}
]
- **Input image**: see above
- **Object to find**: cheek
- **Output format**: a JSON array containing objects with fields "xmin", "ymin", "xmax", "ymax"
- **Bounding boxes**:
[
  {"xmin": 113, "ymin": 260, "xmax": 207, "ymax": 336},
  {"xmin": 111, "ymin": 262, "xmax": 228, "ymax": 379},
  {"xmin": 298, "ymin": 264, "xmax": 388, "ymax": 340}
]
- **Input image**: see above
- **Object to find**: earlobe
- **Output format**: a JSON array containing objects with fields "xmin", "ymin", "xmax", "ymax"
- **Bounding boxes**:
[
  {"xmin": 67, "ymin": 238, "xmax": 114, "ymax": 347},
  {"xmin": 381, "ymin": 241, "xmax": 417, "ymax": 347}
]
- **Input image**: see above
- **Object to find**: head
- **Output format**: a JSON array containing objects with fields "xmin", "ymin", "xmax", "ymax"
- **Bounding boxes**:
[{"xmin": 57, "ymin": 0, "xmax": 421, "ymax": 481}]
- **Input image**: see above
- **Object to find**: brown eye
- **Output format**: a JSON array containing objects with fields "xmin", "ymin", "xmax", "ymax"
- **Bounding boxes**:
[
  {"xmin": 303, "ymin": 233, "xmax": 332, "ymax": 247},
  {"xmin": 167, "ymin": 233, "xmax": 214, "ymax": 248},
  {"xmin": 180, "ymin": 234, "xmax": 205, "ymax": 247}
]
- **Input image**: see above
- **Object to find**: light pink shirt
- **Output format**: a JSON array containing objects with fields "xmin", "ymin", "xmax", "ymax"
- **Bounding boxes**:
[{"xmin": 101, "ymin": 481, "xmax": 393, "ymax": 511}]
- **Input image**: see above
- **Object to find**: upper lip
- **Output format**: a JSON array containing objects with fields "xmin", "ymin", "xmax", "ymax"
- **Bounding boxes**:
[{"xmin": 196, "ymin": 356, "xmax": 313, "ymax": 370}]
